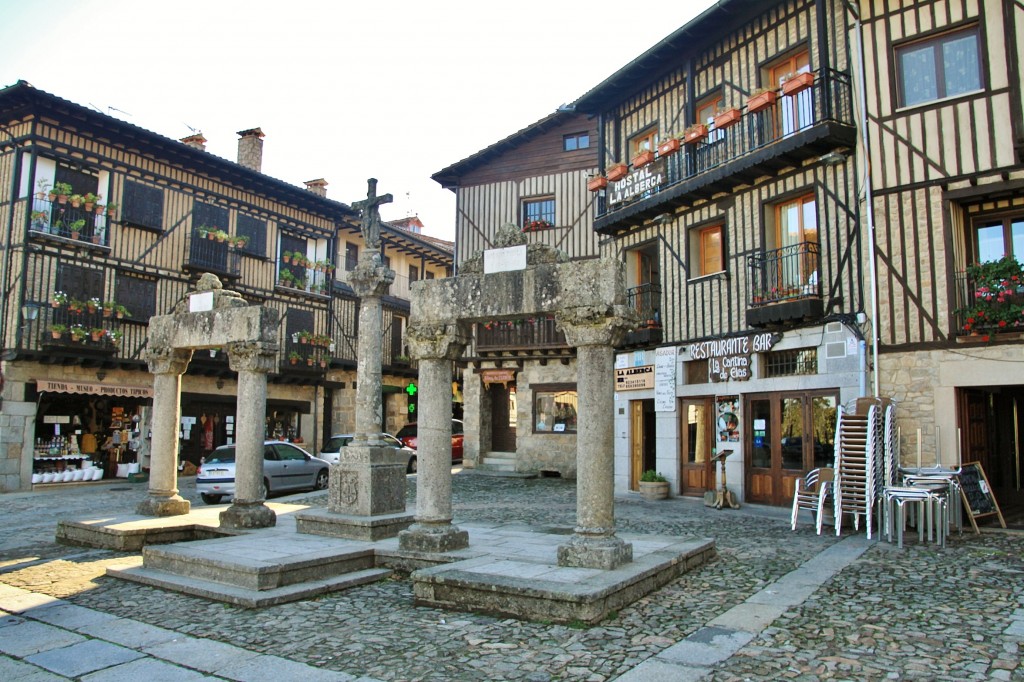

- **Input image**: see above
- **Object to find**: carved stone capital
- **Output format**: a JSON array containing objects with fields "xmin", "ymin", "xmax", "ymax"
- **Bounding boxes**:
[
  {"xmin": 145, "ymin": 346, "xmax": 193, "ymax": 375},
  {"xmin": 227, "ymin": 341, "xmax": 279, "ymax": 374},
  {"xmin": 349, "ymin": 254, "xmax": 395, "ymax": 298},
  {"xmin": 406, "ymin": 323, "xmax": 470, "ymax": 361},
  {"xmin": 556, "ymin": 304, "xmax": 640, "ymax": 348}
]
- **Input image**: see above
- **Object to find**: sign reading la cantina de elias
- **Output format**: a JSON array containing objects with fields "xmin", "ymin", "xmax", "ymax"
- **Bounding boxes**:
[
  {"xmin": 689, "ymin": 332, "xmax": 777, "ymax": 382},
  {"xmin": 607, "ymin": 159, "xmax": 667, "ymax": 207}
]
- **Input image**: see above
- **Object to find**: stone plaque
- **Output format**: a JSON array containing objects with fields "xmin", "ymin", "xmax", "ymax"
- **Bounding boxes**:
[{"xmin": 484, "ymin": 245, "xmax": 527, "ymax": 274}]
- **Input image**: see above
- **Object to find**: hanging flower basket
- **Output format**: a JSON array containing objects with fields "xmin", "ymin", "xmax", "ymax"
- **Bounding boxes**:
[
  {"xmin": 606, "ymin": 163, "xmax": 629, "ymax": 182},
  {"xmin": 632, "ymin": 150, "xmax": 655, "ymax": 168},
  {"xmin": 713, "ymin": 108, "xmax": 742, "ymax": 130},
  {"xmin": 683, "ymin": 124, "xmax": 709, "ymax": 145},
  {"xmin": 781, "ymin": 72, "xmax": 815, "ymax": 97},
  {"xmin": 587, "ymin": 175, "xmax": 608, "ymax": 192},
  {"xmin": 657, "ymin": 137, "xmax": 681, "ymax": 156},
  {"xmin": 747, "ymin": 89, "xmax": 778, "ymax": 113}
]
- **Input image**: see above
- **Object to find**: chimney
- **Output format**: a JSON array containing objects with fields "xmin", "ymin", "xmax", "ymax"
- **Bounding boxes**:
[
  {"xmin": 304, "ymin": 178, "xmax": 328, "ymax": 198},
  {"xmin": 236, "ymin": 127, "xmax": 264, "ymax": 171},
  {"xmin": 180, "ymin": 133, "xmax": 207, "ymax": 151}
]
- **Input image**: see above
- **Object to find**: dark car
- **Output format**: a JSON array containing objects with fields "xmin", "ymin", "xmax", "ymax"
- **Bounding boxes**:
[{"xmin": 395, "ymin": 419, "xmax": 464, "ymax": 473}]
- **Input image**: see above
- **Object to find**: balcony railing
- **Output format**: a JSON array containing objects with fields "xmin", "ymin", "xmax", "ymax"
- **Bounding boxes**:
[
  {"xmin": 595, "ymin": 69, "xmax": 855, "ymax": 231},
  {"xmin": 746, "ymin": 241, "xmax": 823, "ymax": 327},
  {"xmin": 28, "ymin": 197, "xmax": 110, "ymax": 248},
  {"xmin": 185, "ymin": 228, "xmax": 241, "ymax": 278},
  {"xmin": 953, "ymin": 269, "xmax": 1024, "ymax": 338},
  {"xmin": 475, "ymin": 316, "xmax": 568, "ymax": 352}
]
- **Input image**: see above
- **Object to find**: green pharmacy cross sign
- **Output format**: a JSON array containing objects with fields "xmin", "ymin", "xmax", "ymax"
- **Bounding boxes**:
[{"xmin": 406, "ymin": 382, "xmax": 417, "ymax": 414}]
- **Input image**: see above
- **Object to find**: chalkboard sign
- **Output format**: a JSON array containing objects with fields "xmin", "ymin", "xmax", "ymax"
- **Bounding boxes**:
[{"xmin": 958, "ymin": 462, "xmax": 1006, "ymax": 532}]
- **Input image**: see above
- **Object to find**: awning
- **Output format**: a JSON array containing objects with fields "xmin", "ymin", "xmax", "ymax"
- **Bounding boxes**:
[{"xmin": 36, "ymin": 379, "xmax": 154, "ymax": 398}]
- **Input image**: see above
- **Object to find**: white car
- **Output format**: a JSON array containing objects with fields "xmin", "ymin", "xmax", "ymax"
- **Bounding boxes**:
[
  {"xmin": 319, "ymin": 433, "xmax": 416, "ymax": 472},
  {"xmin": 196, "ymin": 440, "xmax": 330, "ymax": 504}
]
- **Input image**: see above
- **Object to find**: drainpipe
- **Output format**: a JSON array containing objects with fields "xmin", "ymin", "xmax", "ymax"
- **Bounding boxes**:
[{"xmin": 844, "ymin": 0, "xmax": 880, "ymax": 398}]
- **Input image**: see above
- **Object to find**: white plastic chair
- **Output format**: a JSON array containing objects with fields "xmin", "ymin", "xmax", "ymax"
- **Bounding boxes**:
[{"xmin": 791, "ymin": 467, "xmax": 834, "ymax": 534}]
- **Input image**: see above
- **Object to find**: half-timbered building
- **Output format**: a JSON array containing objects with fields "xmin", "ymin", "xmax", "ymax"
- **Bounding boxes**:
[{"xmin": 0, "ymin": 81, "xmax": 451, "ymax": 492}]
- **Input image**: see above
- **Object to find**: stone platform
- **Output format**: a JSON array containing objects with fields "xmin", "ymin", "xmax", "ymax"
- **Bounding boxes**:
[{"xmin": 60, "ymin": 503, "xmax": 715, "ymax": 623}]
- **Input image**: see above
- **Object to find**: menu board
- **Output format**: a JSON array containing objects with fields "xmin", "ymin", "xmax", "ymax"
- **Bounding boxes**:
[
  {"xmin": 958, "ymin": 462, "xmax": 1005, "ymax": 532},
  {"xmin": 655, "ymin": 346, "xmax": 677, "ymax": 412}
]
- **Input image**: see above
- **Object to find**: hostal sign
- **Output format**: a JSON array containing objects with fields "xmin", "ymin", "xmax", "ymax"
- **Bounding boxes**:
[
  {"xmin": 689, "ymin": 332, "xmax": 776, "ymax": 382},
  {"xmin": 608, "ymin": 158, "xmax": 667, "ymax": 207}
]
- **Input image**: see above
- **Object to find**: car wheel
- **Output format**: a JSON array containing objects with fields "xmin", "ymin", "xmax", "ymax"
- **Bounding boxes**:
[
  {"xmin": 261, "ymin": 478, "xmax": 270, "ymax": 499},
  {"xmin": 315, "ymin": 469, "xmax": 329, "ymax": 490},
  {"xmin": 407, "ymin": 456, "xmax": 418, "ymax": 474},
  {"xmin": 200, "ymin": 493, "xmax": 221, "ymax": 504}
]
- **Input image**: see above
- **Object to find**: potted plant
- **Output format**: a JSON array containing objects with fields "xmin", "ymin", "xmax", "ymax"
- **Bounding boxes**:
[
  {"xmin": 105, "ymin": 202, "xmax": 117, "ymax": 218},
  {"xmin": 959, "ymin": 256, "xmax": 1024, "ymax": 337},
  {"xmin": 69, "ymin": 324, "xmax": 86, "ymax": 342},
  {"xmin": 94, "ymin": 203, "xmax": 105, "ymax": 215},
  {"xmin": 83, "ymin": 193, "xmax": 100, "ymax": 211},
  {"xmin": 87, "ymin": 297, "xmax": 102, "ymax": 314},
  {"xmin": 683, "ymin": 123, "xmax": 709, "ymax": 145},
  {"xmin": 298, "ymin": 330, "xmax": 313, "ymax": 344},
  {"xmin": 632, "ymin": 148, "xmax": 656, "ymax": 168},
  {"xmin": 281, "ymin": 250, "xmax": 292, "ymax": 264},
  {"xmin": 49, "ymin": 323, "xmax": 67, "ymax": 339},
  {"xmin": 639, "ymin": 470, "xmax": 670, "ymax": 500},
  {"xmin": 212, "ymin": 229, "xmax": 228, "ymax": 242},
  {"xmin": 101, "ymin": 301, "xmax": 116, "ymax": 317},
  {"xmin": 781, "ymin": 71, "xmax": 815, "ymax": 97},
  {"xmin": 747, "ymin": 87, "xmax": 778, "ymax": 113},
  {"xmin": 114, "ymin": 304, "xmax": 131, "ymax": 319},
  {"xmin": 69, "ymin": 194, "xmax": 83, "ymax": 208},
  {"xmin": 67, "ymin": 298, "xmax": 85, "ymax": 314},
  {"xmin": 69, "ymin": 219, "xmax": 86, "ymax": 240},
  {"xmin": 288, "ymin": 350, "xmax": 301, "ymax": 365},
  {"xmin": 233, "ymin": 235, "xmax": 250, "ymax": 249},
  {"xmin": 657, "ymin": 134, "xmax": 681, "ymax": 156},
  {"xmin": 89, "ymin": 326, "xmax": 106, "ymax": 342},
  {"xmin": 107, "ymin": 329, "xmax": 123, "ymax": 345},
  {"xmin": 587, "ymin": 174, "xmax": 608, "ymax": 192},
  {"xmin": 714, "ymin": 107, "xmax": 742, "ymax": 130},
  {"xmin": 606, "ymin": 161, "xmax": 629, "ymax": 182},
  {"xmin": 31, "ymin": 210, "xmax": 49, "ymax": 231},
  {"xmin": 51, "ymin": 291, "xmax": 69, "ymax": 308},
  {"xmin": 36, "ymin": 178, "xmax": 51, "ymax": 200},
  {"xmin": 53, "ymin": 182, "xmax": 73, "ymax": 204}
]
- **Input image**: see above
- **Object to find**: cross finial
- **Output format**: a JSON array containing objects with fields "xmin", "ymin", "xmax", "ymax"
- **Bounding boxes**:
[{"xmin": 352, "ymin": 178, "xmax": 393, "ymax": 250}]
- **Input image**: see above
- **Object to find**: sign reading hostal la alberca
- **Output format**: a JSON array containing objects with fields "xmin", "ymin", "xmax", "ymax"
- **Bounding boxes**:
[
  {"xmin": 689, "ymin": 332, "xmax": 777, "ymax": 383},
  {"xmin": 607, "ymin": 158, "xmax": 667, "ymax": 207},
  {"xmin": 615, "ymin": 365, "xmax": 654, "ymax": 391}
]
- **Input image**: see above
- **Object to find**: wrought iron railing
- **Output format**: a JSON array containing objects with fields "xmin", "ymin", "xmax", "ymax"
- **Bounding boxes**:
[
  {"xmin": 747, "ymin": 242, "xmax": 821, "ymax": 307},
  {"xmin": 953, "ymin": 269, "xmax": 1024, "ymax": 337},
  {"xmin": 597, "ymin": 69, "xmax": 853, "ymax": 218},
  {"xmin": 28, "ymin": 197, "xmax": 110, "ymax": 247},
  {"xmin": 627, "ymin": 282, "xmax": 662, "ymax": 326},
  {"xmin": 185, "ymin": 228, "xmax": 241, "ymax": 277}
]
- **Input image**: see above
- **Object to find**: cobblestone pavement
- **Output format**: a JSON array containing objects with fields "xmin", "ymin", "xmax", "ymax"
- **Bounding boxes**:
[{"xmin": 1, "ymin": 473, "xmax": 1022, "ymax": 681}]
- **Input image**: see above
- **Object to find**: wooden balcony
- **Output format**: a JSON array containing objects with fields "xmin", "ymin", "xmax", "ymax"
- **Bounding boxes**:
[
  {"xmin": 474, "ymin": 316, "xmax": 571, "ymax": 360},
  {"xmin": 594, "ymin": 69, "xmax": 856, "ymax": 235}
]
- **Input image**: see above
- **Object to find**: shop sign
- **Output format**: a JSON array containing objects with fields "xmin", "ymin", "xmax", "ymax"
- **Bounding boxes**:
[
  {"xmin": 689, "ymin": 332, "xmax": 776, "ymax": 383},
  {"xmin": 481, "ymin": 369, "xmax": 516, "ymax": 387},
  {"xmin": 615, "ymin": 364, "xmax": 654, "ymax": 391},
  {"xmin": 36, "ymin": 379, "xmax": 154, "ymax": 398},
  {"xmin": 607, "ymin": 158, "xmax": 667, "ymax": 207}
]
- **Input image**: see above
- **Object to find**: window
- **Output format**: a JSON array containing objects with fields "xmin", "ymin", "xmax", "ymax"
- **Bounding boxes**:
[
  {"xmin": 897, "ymin": 26, "xmax": 982, "ymax": 107},
  {"xmin": 563, "ymin": 132, "xmax": 590, "ymax": 151},
  {"xmin": 280, "ymin": 233, "xmax": 308, "ymax": 285},
  {"xmin": 121, "ymin": 180, "xmax": 164, "ymax": 231},
  {"xmin": 689, "ymin": 224, "xmax": 724, "ymax": 278},
  {"xmin": 630, "ymin": 128, "xmax": 658, "ymax": 156},
  {"xmin": 770, "ymin": 194, "xmax": 818, "ymax": 292},
  {"xmin": 425, "ymin": 270, "xmax": 435, "ymax": 280},
  {"xmin": 193, "ymin": 201, "xmax": 229, "ymax": 234},
  {"xmin": 236, "ymin": 213, "xmax": 266, "ymax": 256},
  {"xmin": 408, "ymin": 265, "xmax": 419, "ymax": 283},
  {"xmin": 345, "ymin": 242, "xmax": 359, "ymax": 271},
  {"xmin": 770, "ymin": 50, "xmax": 813, "ymax": 134},
  {"xmin": 533, "ymin": 385, "xmax": 578, "ymax": 433},
  {"xmin": 57, "ymin": 264, "xmax": 103, "ymax": 304},
  {"xmin": 116, "ymin": 274, "xmax": 157, "ymax": 320},
  {"xmin": 626, "ymin": 245, "xmax": 661, "ymax": 323},
  {"xmin": 522, "ymin": 196, "xmax": 555, "ymax": 229},
  {"xmin": 696, "ymin": 94, "xmax": 724, "ymax": 143},
  {"xmin": 970, "ymin": 213, "xmax": 1024, "ymax": 265}
]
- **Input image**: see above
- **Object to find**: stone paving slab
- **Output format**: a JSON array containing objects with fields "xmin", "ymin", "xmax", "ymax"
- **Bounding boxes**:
[
  {"xmin": 27, "ymin": 602, "xmax": 121, "ymax": 631},
  {"xmin": 142, "ymin": 636, "xmax": 262, "ymax": 674},
  {"xmin": 215, "ymin": 653, "xmax": 359, "ymax": 681},
  {"xmin": 25, "ymin": 638, "xmax": 145, "ymax": 677},
  {"xmin": 79, "ymin": 656, "xmax": 214, "ymax": 681},
  {"xmin": 0, "ymin": 619, "xmax": 85, "ymax": 657},
  {"xmin": 0, "ymin": 655, "xmax": 68, "ymax": 681},
  {"xmin": 78, "ymin": 617, "xmax": 182, "ymax": 648}
]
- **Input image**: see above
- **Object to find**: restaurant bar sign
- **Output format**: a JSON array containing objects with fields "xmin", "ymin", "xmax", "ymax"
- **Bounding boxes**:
[
  {"xmin": 615, "ymin": 364, "xmax": 654, "ymax": 391},
  {"xmin": 607, "ymin": 158, "xmax": 667, "ymax": 207},
  {"xmin": 36, "ymin": 379, "xmax": 154, "ymax": 398},
  {"xmin": 689, "ymin": 332, "xmax": 777, "ymax": 383}
]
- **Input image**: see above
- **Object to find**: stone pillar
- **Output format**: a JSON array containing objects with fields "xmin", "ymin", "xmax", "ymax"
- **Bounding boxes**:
[
  {"xmin": 136, "ymin": 346, "xmax": 193, "ymax": 517},
  {"xmin": 349, "ymin": 251, "xmax": 394, "ymax": 446},
  {"xmin": 219, "ymin": 341, "xmax": 278, "ymax": 529},
  {"xmin": 556, "ymin": 307, "xmax": 636, "ymax": 570},
  {"xmin": 398, "ymin": 323, "xmax": 470, "ymax": 553}
]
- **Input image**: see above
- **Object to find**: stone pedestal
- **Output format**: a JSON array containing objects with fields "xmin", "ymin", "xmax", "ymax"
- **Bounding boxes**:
[
  {"xmin": 219, "ymin": 501, "xmax": 277, "ymax": 529},
  {"xmin": 398, "ymin": 521, "xmax": 469, "ymax": 553}
]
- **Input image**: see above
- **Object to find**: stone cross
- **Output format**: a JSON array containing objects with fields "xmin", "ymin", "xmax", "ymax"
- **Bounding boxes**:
[{"xmin": 353, "ymin": 178, "xmax": 392, "ymax": 250}]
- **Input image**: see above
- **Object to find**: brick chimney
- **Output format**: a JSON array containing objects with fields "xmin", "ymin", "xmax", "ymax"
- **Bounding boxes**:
[
  {"xmin": 236, "ymin": 127, "xmax": 264, "ymax": 171},
  {"xmin": 180, "ymin": 133, "xmax": 207, "ymax": 151},
  {"xmin": 304, "ymin": 178, "xmax": 328, "ymax": 198}
]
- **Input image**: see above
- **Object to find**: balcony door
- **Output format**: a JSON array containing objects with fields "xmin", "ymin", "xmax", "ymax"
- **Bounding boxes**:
[
  {"xmin": 771, "ymin": 50, "xmax": 813, "ymax": 136},
  {"xmin": 775, "ymin": 194, "xmax": 818, "ymax": 294}
]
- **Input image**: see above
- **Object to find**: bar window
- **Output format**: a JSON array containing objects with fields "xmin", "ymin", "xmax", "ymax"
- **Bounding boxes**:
[
  {"xmin": 534, "ymin": 385, "xmax": 578, "ymax": 434},
  {"xmin": 896, "ymin": 26, "xmax": 982, "ymax": 107}
]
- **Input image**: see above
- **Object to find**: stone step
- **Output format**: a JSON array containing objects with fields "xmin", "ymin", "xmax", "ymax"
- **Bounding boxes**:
[{"xmin": 109, "ymin": 561, "xmax": 391, "ymax": 608}]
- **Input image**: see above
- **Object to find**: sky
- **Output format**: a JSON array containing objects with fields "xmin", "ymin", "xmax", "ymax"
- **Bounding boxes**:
[{"xmin": 0, "ymin": 0, "xmax": 715, "ymax": 242}]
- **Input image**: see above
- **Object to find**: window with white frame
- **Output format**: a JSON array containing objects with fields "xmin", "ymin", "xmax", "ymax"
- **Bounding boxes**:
[{"xmin": 896, "ymin": 25, "xmax": 982, "ymax": 107}]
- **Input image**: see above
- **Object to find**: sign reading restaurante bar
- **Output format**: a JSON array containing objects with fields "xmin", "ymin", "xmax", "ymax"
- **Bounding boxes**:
[
  {"xmin": 689, "ymin": 332, "xmax": 776, "ymax": 383},
  {"xmin": 607, "ymin": 158, "xmax": 667, "ymax": 207}
]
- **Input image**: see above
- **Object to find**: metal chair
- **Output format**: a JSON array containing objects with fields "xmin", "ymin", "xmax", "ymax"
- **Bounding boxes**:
[{"xmin": 791, "ymin": 467, "xmax": 834, "ymax": 534}]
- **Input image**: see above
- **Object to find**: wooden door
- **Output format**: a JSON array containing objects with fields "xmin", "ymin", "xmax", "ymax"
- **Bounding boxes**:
[
  {"xmin": 630, "ymin": 401, "xmax": 644, "ymax": 490},
  {"xmin": 489, "ymin": 384, "xmax": 516, "ymax": 452},
  {"xmin": 680, "ymin": 398, "xmax": 714, "ymax": 496}
]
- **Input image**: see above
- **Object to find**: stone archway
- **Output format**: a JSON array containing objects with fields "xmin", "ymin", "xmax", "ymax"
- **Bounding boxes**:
[
  {"xmin": 400, "ymin": 225, "xmax": 639, "ymax": 570},
  {"xmin": 138, "ymin": 274, "xmax": 279, "ymax": 529}
]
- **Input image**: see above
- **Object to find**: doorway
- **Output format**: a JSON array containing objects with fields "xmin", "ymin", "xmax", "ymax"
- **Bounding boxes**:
[
  {"xmin": 489, "ymin": 383, "xmax": 517, "ymax": 452},
  {"xmin": 958, "ymin": 387, "xmax": 1024, "ymax": 513},
  {"xmin": 746, "ymin": 390, "xmax": 838, "ymax": 506},
  {"xmin": 680, "ymin": 397, "xmax": 714, "ymax": 496},
  {"xmin": 629, "ymin": 399, "xmax": 656, "ymax": 490}
]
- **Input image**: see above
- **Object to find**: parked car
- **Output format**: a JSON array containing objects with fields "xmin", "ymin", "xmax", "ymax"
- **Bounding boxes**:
[
  {"xmin": 320, "ymin": 432, "xmax": 416, "ymax": 472},
  {"xmin": 395, "ymin": 419, "xmax": 464, "ymax": 473},
  {"xmin": 196, "ymin": 440, "xmax": 330, "ymax": 504}
]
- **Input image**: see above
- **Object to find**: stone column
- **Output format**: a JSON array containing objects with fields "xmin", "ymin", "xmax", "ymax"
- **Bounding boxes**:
[
  {"xmin": 137, "ymin": 346, "xmax": 193, "ymax": 517},
  {"xmin": 219, "ymin": 341, "xmax": 278, "ymax": 529},
  {"xmin": 398, "ymin": 322, "xmax": 470, "ymax": 553},
  {"xmin": 349, "ymin": 251, "xmax": 394, "ymax": 446},
  {"xmin": 556, "ymin": 307, "xmax": 636, "ymax": 570}
]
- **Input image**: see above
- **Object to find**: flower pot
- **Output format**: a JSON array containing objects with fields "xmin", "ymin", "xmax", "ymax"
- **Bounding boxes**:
[
  {"xmin": 639, "ymin": 480, "xmax": 670, "ymax": 501},
  {"xmin": 781, "ymin": 72, "xmax": 815, "ymax": 97},
  {"xmin": 683, "ymin": 124, "xmax": 709, "ymax": 145},
  {"xmin": 51, "ymin": 330, "xmax": 62, "ymax": 339},
  {"xmin": 587, "ymin": 176, "xmax": 608, "ymax": 192},
  {"xmin": 657, "ymin": 138, "xmax": 681, "ymax": 156},
  {"xmin": 747, "ymin": 90, "xmax": 778, "ymax": 113},
  {"xmin": 632, "ymin": 150, "xmax": 655, "ymax": 168},
  {"xmin": 606, "ymin": 163, "xmax": 628, "ymax": 182},
  {"xmin": 84, "ymin": 202, "xmax": 94, "ymax": 212},
  {"xmin": 91, "ymin": 332, "xmax": 103, "ymax": 342},
  {"xmin": 714, "ymin": 108, "xmax": 742, "ymax": 130},
  {"xmin": 70, "ymin": 231, "xmax": 79, "ymax": 240}
]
